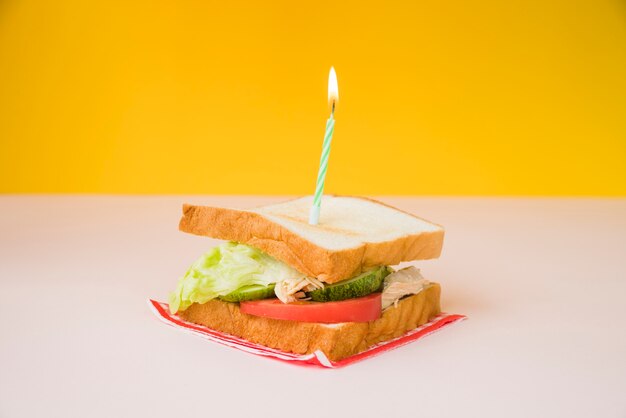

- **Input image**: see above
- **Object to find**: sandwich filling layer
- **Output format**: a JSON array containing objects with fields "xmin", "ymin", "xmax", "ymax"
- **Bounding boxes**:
[{"xmin": 169, "ymin": 243, "xmax": 431, "ymax": 321}]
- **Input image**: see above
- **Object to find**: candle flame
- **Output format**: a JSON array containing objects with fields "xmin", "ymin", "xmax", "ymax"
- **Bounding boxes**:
[{"xmin": 328, "ymin": 67, "xmax": 338, "ymax": 111}]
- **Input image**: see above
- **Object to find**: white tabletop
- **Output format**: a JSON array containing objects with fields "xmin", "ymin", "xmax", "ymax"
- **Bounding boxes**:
[{"xmin": 1, "ymin": 196, "xmax": 625, "ymax": 417}]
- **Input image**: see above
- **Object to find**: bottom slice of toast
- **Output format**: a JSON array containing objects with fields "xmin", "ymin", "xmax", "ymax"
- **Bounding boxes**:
[{"xmin": 179, "ymin": 283, "xmax": 441, "ymax": 362}]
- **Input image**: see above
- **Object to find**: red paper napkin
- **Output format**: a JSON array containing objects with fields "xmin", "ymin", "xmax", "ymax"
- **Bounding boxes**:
[{"xmin": 149, "ymin": 299, "xmax": 465, "ymax": 368}]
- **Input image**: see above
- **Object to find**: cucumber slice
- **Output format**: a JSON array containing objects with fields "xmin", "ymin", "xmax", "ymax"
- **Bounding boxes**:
[
  {"xmin": 307, "ymin": 266, "xmax": 391, "ymax": 302},
  {"xmin": 220, "ymin": 283, "xmax": 276, "ymax": 302}
]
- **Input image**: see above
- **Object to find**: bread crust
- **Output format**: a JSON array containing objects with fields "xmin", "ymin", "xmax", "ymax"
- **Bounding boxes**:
[
  {"xmin": 178, "ymin": 283, "xmax": 441, "ymax": 362},
  {"xmin": 179, "ymin": 197, "xmax": 444, "ymax": 283}
]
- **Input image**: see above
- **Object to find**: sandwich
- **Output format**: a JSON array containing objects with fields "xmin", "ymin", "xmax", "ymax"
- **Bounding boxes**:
[{"xmin": 168, "ymin": 195, "xmax": 445, "ymax": 362}]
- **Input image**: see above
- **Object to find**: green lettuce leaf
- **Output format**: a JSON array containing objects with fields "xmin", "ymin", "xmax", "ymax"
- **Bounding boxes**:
[{"xmin": 168, "ymin": 242, "xmax": 304, "ymax": 313}]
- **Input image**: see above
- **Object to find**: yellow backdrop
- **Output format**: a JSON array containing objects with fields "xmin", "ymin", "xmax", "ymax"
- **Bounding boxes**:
[{"xmin": 1, "ymin": 0, "xmax": 625, "ymax": 195}]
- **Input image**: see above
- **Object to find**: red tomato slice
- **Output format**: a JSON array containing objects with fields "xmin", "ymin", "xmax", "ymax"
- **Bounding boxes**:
[{"xmin": 240, "ymin": 293, "xmax": 382, "ymax": 323}]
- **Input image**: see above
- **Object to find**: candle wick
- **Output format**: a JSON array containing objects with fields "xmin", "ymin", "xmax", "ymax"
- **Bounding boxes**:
[{"xmin": 331, "ymin": 100, "xmax": 335, "ymax": 117}]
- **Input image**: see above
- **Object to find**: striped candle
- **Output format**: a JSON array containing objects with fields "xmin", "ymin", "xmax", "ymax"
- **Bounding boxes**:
[{"xmin": 309, "ymin": 67, "xmax": 338, "ymax": 225}]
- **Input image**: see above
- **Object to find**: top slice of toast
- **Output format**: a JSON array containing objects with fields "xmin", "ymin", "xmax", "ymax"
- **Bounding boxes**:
[{"xmin": 179, "ymin": 196, "xmax": 444, "ymax": 283}]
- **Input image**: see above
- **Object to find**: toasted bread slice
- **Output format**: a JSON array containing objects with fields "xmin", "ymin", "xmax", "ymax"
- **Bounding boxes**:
[
  {"xmin": 179, "ymin": 196, "xmax": 444, "ymax": 283},
  {"xmin": 179, "ymin": 283, "xmax": 441, "ymax": 362}
]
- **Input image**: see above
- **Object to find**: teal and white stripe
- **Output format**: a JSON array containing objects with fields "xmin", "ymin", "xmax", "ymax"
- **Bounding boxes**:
[{"xmin": 309, "ymin": 115, "xmax": 335, "ymax": 224}]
